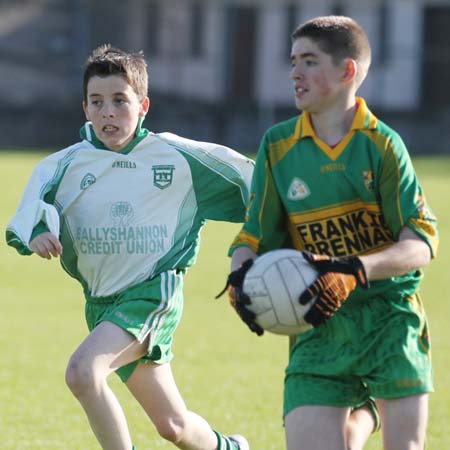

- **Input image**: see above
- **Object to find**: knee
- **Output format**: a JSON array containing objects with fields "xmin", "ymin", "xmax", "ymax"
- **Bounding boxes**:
[
  {"xmin": 65, "ymin": 355, "xmax": 99, "ymax": 398},
  {"xmin": 154, "ymin": 415, "xmax": 187, "ymax": 444}
]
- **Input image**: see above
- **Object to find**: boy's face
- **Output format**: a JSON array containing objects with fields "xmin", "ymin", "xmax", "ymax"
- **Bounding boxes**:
[
  {"xmin": 83, "ymin": 74, "xmax": 149, "ymax": 151},
  {"xmin": 289, "ymin": 37, "xmax": 350, "ymax": 113}
]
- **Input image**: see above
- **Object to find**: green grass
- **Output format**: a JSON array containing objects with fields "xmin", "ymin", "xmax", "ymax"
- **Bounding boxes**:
[{"xmin": 0, "ymin": 152, "xmax": 449, "ymax": 449}]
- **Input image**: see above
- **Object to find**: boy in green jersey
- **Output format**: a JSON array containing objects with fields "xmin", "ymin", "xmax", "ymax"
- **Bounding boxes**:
[
  {"xmin": 6, "ymin": 45, "xmax": 252, "ymax": 450},
  {"xmin": 222, "ymin": 16, "xmax": 438, "ymax": 450}
]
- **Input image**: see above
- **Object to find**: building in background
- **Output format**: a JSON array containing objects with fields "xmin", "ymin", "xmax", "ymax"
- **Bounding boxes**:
[{"xmin": 0, "ymin": 0, "xmax": 449, "ymax": 152}]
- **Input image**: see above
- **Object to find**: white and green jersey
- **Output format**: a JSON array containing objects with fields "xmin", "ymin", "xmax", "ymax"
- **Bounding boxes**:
[{"xmin": 7, "ymin": 123, "xmax": 253, "ymax": 299}]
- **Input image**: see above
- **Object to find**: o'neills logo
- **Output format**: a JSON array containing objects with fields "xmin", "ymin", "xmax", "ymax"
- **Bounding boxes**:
[{"xmin": 112, "ymin": 160, "xmax": 137, "ymax": 169}]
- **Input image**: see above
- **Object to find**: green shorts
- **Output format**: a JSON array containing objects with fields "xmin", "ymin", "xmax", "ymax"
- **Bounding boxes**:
[
  {"xmin": 85, "ymin": 270, "xmax": 184, "ymax": 382},
  {"xmin": 284, "ymin": 292, "xmax": 433, "ymax": 417}
]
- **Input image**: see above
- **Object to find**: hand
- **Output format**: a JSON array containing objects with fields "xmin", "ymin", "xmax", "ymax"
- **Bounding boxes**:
[
  {"xmin": 29, "ymin": 232, "xmax": 63, "ymax": 260},
  {"xmin": 216, "ymin": 259, "xmax": 264, "ymax": 336},
  {"xmin": 299, "ymin": 252, "xmax": 369, "ymax": 327}
]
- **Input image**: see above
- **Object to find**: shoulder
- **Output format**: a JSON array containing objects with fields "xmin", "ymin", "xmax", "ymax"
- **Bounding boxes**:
[
  {"xmin": 258, "ymin": 116, "xmax": 300, "ymax": 166},
  {"xmin": 154, "ymin": 131, "xmax": 227, "ymax": 154},
  {"xmin": 263, "ymin": 116, "xmax": 300, "ymax": 143},
  {"xmin": 374, "ymin": 118, "xmax": 404, "ymax": 143},
  {"xmin": 361, "ymin": 118, "xmax": 410, "ymax": 161},
  {"xmin": 153, "ymin": 131, "xmax": 191, "ymax": 147},
  {"xmin": 36, "ymin": 141, "xmax": 87, "ymax": 168},
  {"xmin": 154, "ymin": 131, "xmax": 252, "ymax": 165},
  {"xmin": 355, "ymin": 115, "xmax": 416, "ymax": 177}
]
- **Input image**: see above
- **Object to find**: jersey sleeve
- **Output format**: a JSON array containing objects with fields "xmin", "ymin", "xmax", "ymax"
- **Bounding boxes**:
[
  {"xmin": 5, "ymin": 152, "xmax": 67, "ymax": 255},
  {"xmin": 229, "ymin": 132, "xmax": 290, "ymax": 255},
  {"xmin": 379, "ymin": 134, "xmax": 438, "ymax": 257},
  {"xmin": 183, "ymin": 142, "xmax": 254, "ymax": 223}
]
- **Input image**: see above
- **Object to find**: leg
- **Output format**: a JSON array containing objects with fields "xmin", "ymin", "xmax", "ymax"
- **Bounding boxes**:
[
  {"xmin": 126, "ymin": 362, "xmax": 223, "ymax": 450},
  {"xmin": 376, "ymin": 394, "xmax": 428, "ymax": 450},
  {"xmin": 285, "ymin": 406, "xmax": 350, "ymax": 450},
  {"xmin": 346, "ymin": 403, "xmax": 377, "ymax": 450},
  {"xmin": 65, "ymin": 321, "xmax": 148, "ymax": 450}
]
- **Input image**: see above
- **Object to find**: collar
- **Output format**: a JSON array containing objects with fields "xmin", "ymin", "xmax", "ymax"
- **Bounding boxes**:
[
  {"xmin": 298, "ymin": 97, "xmax": 378, "ymax": 140},
  {"xmin": 79, "ymin": 117, "xmax": 149, "ymax": 154}
]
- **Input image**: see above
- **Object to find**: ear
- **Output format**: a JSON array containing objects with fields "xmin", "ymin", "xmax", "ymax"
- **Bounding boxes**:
[
  {"xmin": 139, "ymin": 97, "xmax": 150, "ymax": 117},
  {"xmin": 82, "ymin": 101, "xmax": 90, "ymax": 121},
  {"xmin": 342, "ymin": 58, "xmax": 357, "ymax": 83}
]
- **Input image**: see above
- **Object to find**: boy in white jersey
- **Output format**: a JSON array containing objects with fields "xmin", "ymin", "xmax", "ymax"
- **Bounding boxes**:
[
  {"xmin": 6, "ymin": 45, "xmax": 251, "ymax": 450},
  {"xmin": 221, "ymin": 16, "xmax": 438, "ymax": 450}
]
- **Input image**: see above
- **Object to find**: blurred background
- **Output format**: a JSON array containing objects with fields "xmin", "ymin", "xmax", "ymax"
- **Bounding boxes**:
[{"xmin": 1, "ymin": 0, "xmax": 449, "ymax": 153}]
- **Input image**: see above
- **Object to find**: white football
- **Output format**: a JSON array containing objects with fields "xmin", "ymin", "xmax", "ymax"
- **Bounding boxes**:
[{"xmin": 242, "ymin": 249, "xmax": 318, "ymax": 335}]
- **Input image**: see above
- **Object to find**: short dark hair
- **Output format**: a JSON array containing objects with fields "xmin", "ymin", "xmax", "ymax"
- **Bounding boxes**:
[
  {"xmin": 83, "ymin": 44, "xmax": 148, "ymax": 101},
  {"xmin": 292, "ymin": 16, "xmax": 371, "ymax": 86}
]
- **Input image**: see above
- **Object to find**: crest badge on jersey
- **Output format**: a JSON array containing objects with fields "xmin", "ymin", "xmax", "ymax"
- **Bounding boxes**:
[
  {"xmin": 152, "ymin": 165, "xmax": 175, "ymax": 190},
  {"xmin": 110, "ymin": 201, "xmax": 134, "ymax": 226},
  {"xmin": 363, "ymin": 170, "xmax": 374, "ymax": 192},
  {"xmin": 287, "ymin": 177, "xmax": 310, "ymax": 200},
  {"xmin": 80, "ymin": 173, "xmax": 96, "ymax": 190}
]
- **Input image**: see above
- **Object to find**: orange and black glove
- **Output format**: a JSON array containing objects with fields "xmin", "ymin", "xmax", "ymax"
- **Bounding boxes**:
[
  {"xmin": 299, "ymin": 252, "xmax": 370, "ymax": 327},
  {"xmin": 216, "ymin": 259, "xmax": 264, "ymax": 336}
]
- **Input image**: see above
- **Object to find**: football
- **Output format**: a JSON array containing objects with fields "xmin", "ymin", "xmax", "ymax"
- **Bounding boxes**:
[{"xmin": 242, "ymin": 249, "xmax": 318, "ymax": 335}]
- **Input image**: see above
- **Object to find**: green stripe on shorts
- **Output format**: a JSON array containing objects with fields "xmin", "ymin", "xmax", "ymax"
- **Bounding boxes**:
[{"xmin": 84, "ymin": 271, "xmax": 184, "ymax": 382}]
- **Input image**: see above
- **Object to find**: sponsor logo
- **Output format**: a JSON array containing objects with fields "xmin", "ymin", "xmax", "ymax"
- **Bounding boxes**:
[
  {"xmin": 152, "ymin": 165, "xmax": 175, "ymax": 190},
  {"xmin": 76, "ymin": 224, "xmax": 168, "ymax": 255},
  {"xmin": 80, "ymin": 173, "xmax": 96, "ymax": 190},
  {"xmin": 110, "ymin": 201, "xmax": 134, "ymax": 227},
  {"xmin": 112, "ymin": 160, "xmax": 137, "ymax": 169},
  {"xmin": 295, "ymin": 204, "xmax": 393, "ymax": 256},
  {"xmin": 287, "ymin": 177, "xmax": 310, "ymax": 201}
]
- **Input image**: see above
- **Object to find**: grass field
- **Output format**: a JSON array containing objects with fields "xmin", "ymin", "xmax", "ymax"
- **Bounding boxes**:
[{"xmin": 0, "ymin": 152, "xmax": 449, "ymax": 450}]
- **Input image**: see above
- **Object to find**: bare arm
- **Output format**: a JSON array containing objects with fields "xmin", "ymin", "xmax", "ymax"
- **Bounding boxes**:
[
  {"xmin": 230, "ymin": 246, "xmax": 258, "ymax": 271},
  {"xmin": 29, "ymin": 232, "xmax": 63, "ymax": 260},
  {"xmin": 359, "ymin": 226, "xmax": 431, "ymax": 281},
  {"xmin": 232, "ymin": 226, "xmax": 431, "ymax": 280}
]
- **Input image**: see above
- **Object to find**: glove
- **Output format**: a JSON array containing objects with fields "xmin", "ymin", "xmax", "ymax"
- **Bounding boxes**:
[
  {"xmin": 299, "ymin": 252, "xmax": 369, "ymax": 327},
  {"xmin": 216, "ymin": 259, "xmax": 264, "ymax": 336}
]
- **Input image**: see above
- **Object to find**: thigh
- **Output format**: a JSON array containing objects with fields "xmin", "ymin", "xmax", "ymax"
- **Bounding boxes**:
[
  {"xmin": 362, "ymin": 294, "xmax": 433, "ymax": 398},
  {"xmin": 70, "ymin": 321, "xmax": 148, "ymax": 376},
  {"xmin": 285, "ymin": 405, "xmax": 349, "ymax": 450},
  {"xmin": 376, "ymin": 394, "xmax": 428, "ymax": 450},
  {"xmin": 125, "ymin": 362, "xmax": 187, "ymax": 426},
  {"xmin": 286, "ymin": 307, "xmax": 371, "ymax": 413},
  {"xmin": 346, "ymin": 404, "xmax": 376, "ymax": 450},
  {"xmin": 284, "ymin": 371, "xmax": 368, "ymax": 416}
]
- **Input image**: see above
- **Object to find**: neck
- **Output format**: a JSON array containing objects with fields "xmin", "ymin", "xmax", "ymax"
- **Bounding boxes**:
[{"xmin": 309, "ymin": 97, "xmax": 358, "ymax": 146}]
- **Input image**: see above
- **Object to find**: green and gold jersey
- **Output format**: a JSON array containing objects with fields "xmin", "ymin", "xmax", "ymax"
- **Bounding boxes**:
[{"xmin": 230, "ymin": 97, "xmax": 438, "ymax": 299}]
